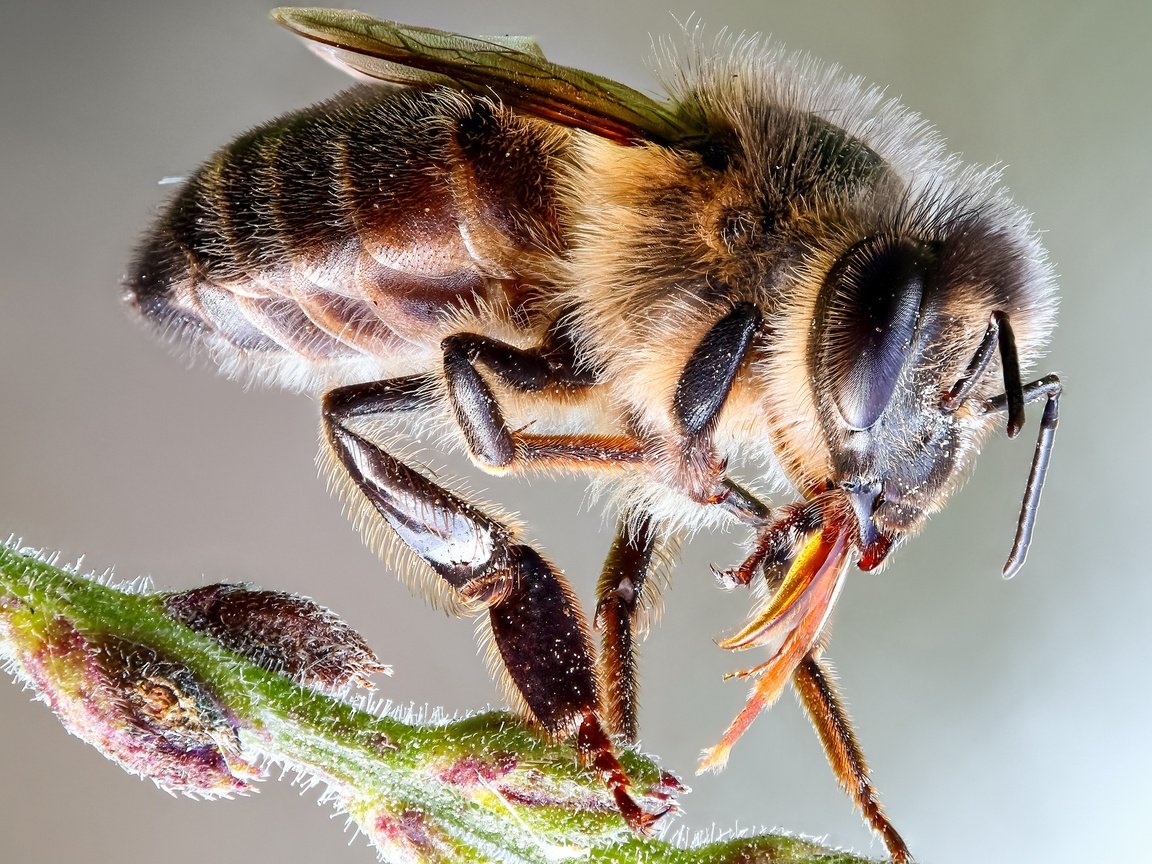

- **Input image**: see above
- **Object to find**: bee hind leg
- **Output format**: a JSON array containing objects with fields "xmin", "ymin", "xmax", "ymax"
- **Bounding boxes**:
[{"xmin": 322, "ymin": 381, "xmax": 667, "ymax": 832}]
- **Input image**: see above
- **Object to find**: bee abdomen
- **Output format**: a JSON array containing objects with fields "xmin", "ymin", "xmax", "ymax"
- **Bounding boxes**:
[{"xmin": 125, "ymin": 87, "xmax": 567, "ymax": 385}]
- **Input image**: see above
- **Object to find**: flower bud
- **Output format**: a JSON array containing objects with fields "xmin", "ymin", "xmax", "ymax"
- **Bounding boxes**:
[
  {"xmin": 0, "ymin": 599, "xmax": 261, "ymax": 796},
  {"xmin": 163, "ymin": 583, "xmax": 389, "ymax": 692}
]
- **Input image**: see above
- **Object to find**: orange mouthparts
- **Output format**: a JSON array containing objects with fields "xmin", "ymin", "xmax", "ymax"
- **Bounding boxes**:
[{"xmin": 697, "ymin": 522, "xmax": 852, "ymax": 773}]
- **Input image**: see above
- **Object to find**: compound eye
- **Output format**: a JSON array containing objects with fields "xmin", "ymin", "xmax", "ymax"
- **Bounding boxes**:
[{"xmin": 818, "ymin": 237, "xmax": 934, "ymax": 430}]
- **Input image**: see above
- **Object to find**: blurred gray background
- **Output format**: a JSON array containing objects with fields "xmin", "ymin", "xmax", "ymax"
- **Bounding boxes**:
[{"xmin": 1, "ymin": 1, "xmax": 1148, "ymax": 862}]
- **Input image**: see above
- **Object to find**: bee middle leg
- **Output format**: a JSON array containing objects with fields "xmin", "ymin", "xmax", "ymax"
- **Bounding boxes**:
[
  {"xmin": 593, "ymin": 515, "xmax": 658, "ymax": 743},
  {"xmin": 322, "ymin": 380, "xmax": 666, "ymax": 832},
  {"xmin": 440, "ymin": 314, "xmax": 598, "ymax": 395},
  {"xmin": 440, "ymin": 331, "xmax": 648, "ymax": 472},
  {"xmin": 440, "ymin": 307, "xmax": 773, "ymax": 527},
  {"xmin": 435, "ymin": 310, "xmax": 775, "ymax": 741}
]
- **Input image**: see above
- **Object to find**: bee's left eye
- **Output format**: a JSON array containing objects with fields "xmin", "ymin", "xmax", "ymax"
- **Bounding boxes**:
[{"xmin": 816, "ymin": 237, "xmax": 935, "ymax": 430}]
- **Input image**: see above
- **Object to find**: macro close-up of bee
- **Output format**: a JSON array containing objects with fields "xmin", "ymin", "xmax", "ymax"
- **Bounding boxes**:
[
  {"xmin": 6, "ymin": 3, "xmax": 1150, "ymax": 864},
  {"xmin": 122, "ymin": 8, "xmax": 1062, "ymax": 861}
]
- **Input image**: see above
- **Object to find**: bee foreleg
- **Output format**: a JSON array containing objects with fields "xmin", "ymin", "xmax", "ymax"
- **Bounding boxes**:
[
  {"xmin": 672, "ymin": 302, "xmax": 763, "ymax": 437},
  {"xmin": 792, "ymin": 652, "xmax": 911, "ymax": 863},
  {"xmin": 670, "ymin": 302, "xmax": 762, "ymax": 505},
  {"xmin": 593, "ymin": 515, "xmax": 656, "ymax": 742},
  {"xmin": 715, "ymin": 501, "xmax": 823, "ymax": 588},
  {"xmin": 322, "ymin": 391, "xmax": 665, "ymax": 832},
  {"xmin": 716, "ymin": 478, "xmax": 773, "ymax": 526}
]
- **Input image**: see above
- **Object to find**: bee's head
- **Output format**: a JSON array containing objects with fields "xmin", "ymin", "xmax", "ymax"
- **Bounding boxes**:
[{"xmin": 802, "ymin": 227, "xmax": 1056, "ymax": 572}]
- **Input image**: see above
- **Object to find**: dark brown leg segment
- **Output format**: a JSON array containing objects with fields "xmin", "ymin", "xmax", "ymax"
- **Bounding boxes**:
[
  {"xmin": 671, "ymin": 302, "xmax": 762, "ymax": 438},
  {"xmin": 322, "ymin": 380, "xmax": 664, "ymax": 831},
  {"xmin": 441, "ymin": 316, "xmax": 598, "ymax": 394},
  {"xmin": 593, "ymin": 515, "xmax": 657, "ymax": 743},
  {"xmin": 792, "ymin": 653, "xmax": 911, "ymax": 863},
  {"xmin": 714, "ymin": 501, "xmax": 823, "ymax": 589},
  {"xmin": 441, "ymin": 334, "xmax": 646, "ymax": 474},
  {"xmin": 440, "ymin": 317, "xmax": 775, "ymax": 527},
  {"xmin": 669, "ymin": 302, "xmax": 762, "ymax": 504}
]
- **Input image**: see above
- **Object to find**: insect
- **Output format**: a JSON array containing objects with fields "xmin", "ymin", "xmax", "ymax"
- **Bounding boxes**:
[{"xmin": 125, "ymin": 8, "xmax": 1061, "ymax": 860}]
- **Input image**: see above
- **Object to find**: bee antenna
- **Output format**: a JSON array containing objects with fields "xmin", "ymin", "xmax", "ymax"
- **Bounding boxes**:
[
  {"xmin": 992, "ymin": 377, "xmax": 1061, "ymax": 578},
  {"xmin": 941, "ymin": 311, "xmax": 1026, "ymax": 438},
  {"xmin": 946, "ymin": 310, "xmax": 1061, "ymax": 578}
]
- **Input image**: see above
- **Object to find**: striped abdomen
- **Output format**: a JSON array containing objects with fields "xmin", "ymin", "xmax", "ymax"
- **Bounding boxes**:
[{"xmin": 125, "ymin": 86, "xmax": 569, "ymax": 388}]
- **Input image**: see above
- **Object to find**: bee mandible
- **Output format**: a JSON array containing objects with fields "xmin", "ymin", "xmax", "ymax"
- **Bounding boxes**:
[{"xmin": 125, "ymin": 9, "xmax": 1062, "ymax": 860}]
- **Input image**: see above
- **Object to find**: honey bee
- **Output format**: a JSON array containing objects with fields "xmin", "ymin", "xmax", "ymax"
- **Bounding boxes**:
[{"xmin": 125, "ymin": 8, "xmax": 1061, "ymax": 860}]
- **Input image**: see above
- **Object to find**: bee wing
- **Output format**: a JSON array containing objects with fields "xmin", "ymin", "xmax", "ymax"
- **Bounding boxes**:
[
  {"xmin": 272, "ymin": 7, "xmax": 698, "ymax": 145},
  {"xmin": 288, "ymin": 15, "xmax": 547, "ymax": 88}
]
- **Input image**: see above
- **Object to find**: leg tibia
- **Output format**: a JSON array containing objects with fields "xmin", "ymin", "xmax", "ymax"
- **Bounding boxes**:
[
  {"xmin": 594, "ymin": 516, "xmax": 657, "ymax": 742},
  {"xmin": 487, "ymin": 544, "xmax": 598, "ymax": 732}
]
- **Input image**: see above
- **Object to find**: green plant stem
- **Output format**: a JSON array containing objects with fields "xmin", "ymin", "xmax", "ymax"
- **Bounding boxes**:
[{"xmin": 0, "ymin": 543, "xmax": 873, "ymax": 863}]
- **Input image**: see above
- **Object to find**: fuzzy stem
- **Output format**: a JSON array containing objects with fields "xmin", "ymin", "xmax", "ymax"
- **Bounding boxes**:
[{"xmin": 0, "ymin": 542, "xmax": 872, "ymax": 864}]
